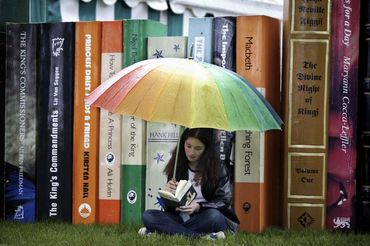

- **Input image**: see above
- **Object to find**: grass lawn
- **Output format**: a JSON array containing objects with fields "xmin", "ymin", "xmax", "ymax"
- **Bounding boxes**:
[{"xmin": 1, "ymin": 221, "xmax": 370, "ymax": 245}]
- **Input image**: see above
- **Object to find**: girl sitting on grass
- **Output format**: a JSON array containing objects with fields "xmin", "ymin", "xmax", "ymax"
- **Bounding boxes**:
[{"xmin": 139, "ymin": 128, "xmax": 239, "ymax": 240}]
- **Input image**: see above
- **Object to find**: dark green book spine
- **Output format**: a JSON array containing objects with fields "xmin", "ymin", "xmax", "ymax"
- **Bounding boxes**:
[
  {"xmin": 36, "ymin": 22, "xmax": 74, "ymax": 221},
  {"xmin": 5, "ymin": 23, "xmax": 37, "ymax": 222},
  {"xmin": 121, "ymin": 19, "xmax": 166, "ymax": 224}
]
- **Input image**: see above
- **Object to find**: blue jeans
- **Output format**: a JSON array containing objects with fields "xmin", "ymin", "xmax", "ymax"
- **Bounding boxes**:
[{"xmin": 142, "ymin": 208, "xmax": 228, "ymax": 238}]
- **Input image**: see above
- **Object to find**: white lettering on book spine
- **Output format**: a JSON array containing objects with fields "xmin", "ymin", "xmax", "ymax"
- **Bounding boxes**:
[
  {"xmin": 100, "ymin": 51, "xmax": 122, "ymax": 199},
  {"xmin": 194, "ymin": 36, "xmax": 205, "ymax": 62},
  {"xmin": 82, "ymin": 34, "xmax": 92, "ymax": 199},
  {"xmin": 49, "ymin": 57, "xmax": 61, "ymax": 215},
  {"xmin": 221, "ymin": 23, "xmax": 229, "ymax": 68},
  {"xmin": 18, "ymin": 31, "xmax": 27, "ymax": 198}
]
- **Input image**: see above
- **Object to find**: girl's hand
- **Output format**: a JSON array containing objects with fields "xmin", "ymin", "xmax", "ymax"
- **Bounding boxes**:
[
  {"xmin": 165, "ymin": 178, "xmax": 178, "ymax": 195},
  {"xmin": 176, "ymin": 202, "xmax": 200, "ymax": 214}
]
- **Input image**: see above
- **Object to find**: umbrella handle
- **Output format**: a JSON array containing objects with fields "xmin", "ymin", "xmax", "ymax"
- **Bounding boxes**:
[
  {"xmin": 188, "ymin": 43, "xmax": 194, "ymax": 60},
  {"xmin": 172, "ymin": 125, "xmax": 185, "ymax": 180}
]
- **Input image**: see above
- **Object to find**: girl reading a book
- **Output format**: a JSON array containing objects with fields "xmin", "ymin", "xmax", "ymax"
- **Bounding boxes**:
[{"xmin": 139, "ymin": 128, "xmax": 239, "ymax": 240}]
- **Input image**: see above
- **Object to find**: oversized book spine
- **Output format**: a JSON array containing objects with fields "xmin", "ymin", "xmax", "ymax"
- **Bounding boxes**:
[
  {"xmin": 326, "ymin": 0, "xmax": 360, "ymax": 231},
  {"xmin": 72, "ymin": 21, "xmax": 101, "ymax": 224},
  {"xmin": 358, "ymin": 0, "xmax": 370, "ymax": 232},
  {"xmin": 234, "ymin": 16, "xmax": 281, "ymax": 233},
  {"xmin": 121, "ymin": 19, "xmax": 167, "ymax": 224},
  {"xmin": 98, "ymin": 20, "xmax": 123, "ymax": 224},
  {"xmin": 187, "ymin": 17, "xmax": 214, "ymax": 62},
  {"xmin": 145, "ymin": 123, "xmax": 180, "ymax": 210},
  {"xmin": 4, "ymin": 23, "xmax": 37, "ymax": 222},
  {"xmin": 213, "ymin": 17, "xmax": 236, "ymax": 71},
  {"xmin": 36, "ymin": 22, "xmax": 75, "ymax": 221},
  {"xmin": 145, "ymin": 36, "xmax": 186, "ymax": 210},
  {"xmin": 121, "ymin": 116, "xmax": 146, "ymax": 223},
  {"xmin": 212, "ymin": 16, "xmax": 236, "ymax": 181},
  {"xmin": 282, "ymin": 0, "xmax": 331, "ymax": 229}
]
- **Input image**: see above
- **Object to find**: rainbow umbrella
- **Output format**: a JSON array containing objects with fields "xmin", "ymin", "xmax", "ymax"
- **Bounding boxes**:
[{"xmin": 85, "ymin": 58, "xmax": 282, "ymax": 132}]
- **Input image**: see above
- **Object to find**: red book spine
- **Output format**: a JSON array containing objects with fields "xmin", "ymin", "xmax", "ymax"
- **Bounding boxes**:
[{"xmin": 326, "ymin": 0, "xmax": 360, "ymax": 231}]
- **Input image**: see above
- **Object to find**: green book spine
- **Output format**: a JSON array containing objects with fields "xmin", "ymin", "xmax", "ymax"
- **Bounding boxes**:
[
  {"xmin": 121, "ymin": 19, "xmax": 167, "ymax": 224},
  {"xmin": 123, "ymin": 19, "xmax": 167, "ymax": 66}
]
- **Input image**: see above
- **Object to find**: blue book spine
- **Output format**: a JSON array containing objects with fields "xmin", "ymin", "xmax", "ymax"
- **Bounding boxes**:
[
  {"xmin": 5, "ymin": 23, "xmax": 38, "ymax": 222},
  {"xmin": 187, "ymin": 17, "xmax": 214, "ymax": 62}
]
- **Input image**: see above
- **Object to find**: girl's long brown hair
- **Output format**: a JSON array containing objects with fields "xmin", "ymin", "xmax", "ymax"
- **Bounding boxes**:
[{"xmin": 163, "ymin": 128, "xmax": 221, "ymax": 189}]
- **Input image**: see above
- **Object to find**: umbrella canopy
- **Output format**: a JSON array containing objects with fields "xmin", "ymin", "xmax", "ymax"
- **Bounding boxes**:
[{"xmin": 85, "ymin": 58, "xmax": 282, "ymax": 132}]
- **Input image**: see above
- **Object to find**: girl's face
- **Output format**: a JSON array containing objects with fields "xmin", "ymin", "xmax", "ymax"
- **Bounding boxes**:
[{"xmin": 184, "ymin": 137, "xmax": 206, "ymax": 164}]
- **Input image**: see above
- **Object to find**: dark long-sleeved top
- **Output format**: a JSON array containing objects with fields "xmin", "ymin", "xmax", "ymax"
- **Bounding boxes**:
[{"xmin": 167, "ymin": 163, "xmax": 240, "ymax": 232}]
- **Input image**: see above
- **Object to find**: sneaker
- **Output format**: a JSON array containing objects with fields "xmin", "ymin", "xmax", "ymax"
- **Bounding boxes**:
[
  {"xmin": 138, "ymin": 227, "xmax": 152, "ymax": 236},
  {"xmin": 205, "ymin": 231, "xmax": 226, "ymax": 240}
]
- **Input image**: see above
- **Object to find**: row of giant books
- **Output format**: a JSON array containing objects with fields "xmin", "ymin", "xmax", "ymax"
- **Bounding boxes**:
[
  {"xmin": 4, "ymin": 11, "xmax": 369, "ymax": 232},
  {"xmin": 3, "ymin": 19, "xmax": 167, "ymax": 223},
  {"xmin": 2, "ymin": 16, "xmax": 283, "ymax": 232},
  {"xmin": 3, "ymin": 16, "xmax": 280, "ymax": 231},
  {"xmin": 37, "ymin": 22, "xmax": 74, "ymax": 221},
  {"xmin": 5, "ymin": 23, "xmax": 38, "ymax": 222},
  {"xmin": 234, "ymin": 15, "xmax": 282, "ymax": 233}
]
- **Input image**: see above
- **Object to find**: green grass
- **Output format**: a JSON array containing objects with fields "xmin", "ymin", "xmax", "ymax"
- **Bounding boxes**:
[{"xmin": 0, "ymin": 221, "xmax": 370, "ymax": 245}]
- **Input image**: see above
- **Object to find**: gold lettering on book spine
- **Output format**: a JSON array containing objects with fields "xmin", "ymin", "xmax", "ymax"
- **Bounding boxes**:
[
  {"xmin": 291, "ymin": 0, "xmax": 330, "ymax": 34},
  {"xmin": 288, "ymin": 39, "xmax": 329, "ymax": 148},
  {"xmin": 288, "ymin": 152, "xmax": 326, "ymax": 199}
]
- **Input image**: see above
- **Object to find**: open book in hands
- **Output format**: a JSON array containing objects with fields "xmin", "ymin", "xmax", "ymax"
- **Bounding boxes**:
[{"xmin": 158, "ymin": 180, "xmax": 197, "ymax": 208}]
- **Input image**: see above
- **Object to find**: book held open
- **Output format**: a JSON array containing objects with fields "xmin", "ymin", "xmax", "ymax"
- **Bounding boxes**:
[{"xmin": 158, "ymin": 180, "xmax": 197, "ymax": 208}]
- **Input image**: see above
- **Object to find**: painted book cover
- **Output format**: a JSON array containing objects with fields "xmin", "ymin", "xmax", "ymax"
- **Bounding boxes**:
[
  {"xmin": 5, "ymin": 23, "xmax": 38, "ymax": 222},
  {"xmin": 98, "ymin": 20, "xmax": 123, "ymax": 224},
  {"xmin": 36, "ymin": 22, "xmax": 75, "ymax": 221},
  {"xmin": 235, "ymin": 15, "xmax": 281, "ymax": 233},
  {"xmin": 326, "ymin": 0, "xmax": 360, "ymax": 231},
  {"xmin": 121, "ymin": 19, "xmax": 167, "ymax": 224}
]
